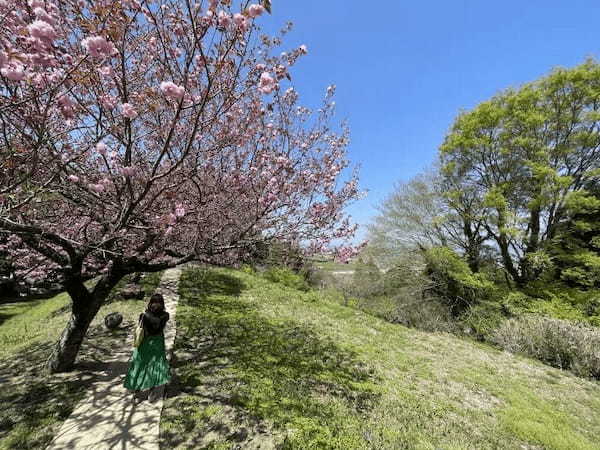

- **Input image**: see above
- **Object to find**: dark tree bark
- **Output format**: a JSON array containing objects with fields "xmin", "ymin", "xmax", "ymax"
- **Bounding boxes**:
[
  {"xmin": 486, "ymin": 210, "xmax": 523, "ymax": 286},
  {"xmin": 526, "ymin": 206, "xmax": 541, "ymax": 254},
  {"xmin": 46, "ymin": 271, "xmax": 124, "ymax": 373}
]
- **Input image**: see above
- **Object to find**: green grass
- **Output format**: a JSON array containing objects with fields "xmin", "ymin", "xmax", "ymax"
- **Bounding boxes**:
[
  {"xmin": 0, "ymin": 271, "xmax": 163, "ymax": 449},
  {"xmin": 315, "ymin": 261, "xmax": 357, "ymax": 272},
  {"xmin": 162, "ymin": 267, "xmax": 600, "ymax": 449},
  {"xmin": 0, "ymin": 292, "xmax": 71, "ymax": 358}
]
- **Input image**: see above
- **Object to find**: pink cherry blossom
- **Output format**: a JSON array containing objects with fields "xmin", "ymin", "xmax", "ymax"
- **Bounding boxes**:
[
  {"xmin": 28, "ymin": 20, "xmax": 57, "ymax": 41},
  {"xmin": 33, "ymin": 7, "xmax": 55, "ymax": 24},
  {"xmin": 28, "ymin": 0, "xmax": 45, "ymax": 8},
  {"xmin": 159, "ymin": 81, "xmax": 185, "ymax": 99},
  {"xmin": 96, "ymin": 142, "xmax": 107, "ymax": 155},
  {"xmin": 81, "ymin": 36, "xmax": 116, "ymax": 58},
  {"xmin": 258, "ymin": 72, "xmax": 276, "ymax": 94},
  {"xmin": 121, "ymin": 166, "xmax": 136, "ymax": 176},
  {"xmin": 233, "ymin": 13, "xmax": 248, "ymax": 31},
  {"xmin": 217, "ymin": 10, "xmax": 231, "ymax": 28},
  {"xmin": 299, "ymin": 45, "xmax": 308, "ymax": 54},
  {"xmin": 97, "ymin": 65, "xmax": 113, "ymax": 77},
  {"xmin": 99, "ymin": 94, "xmax": 118, "ymax": 109},
  {"xmin": 57, "ymin": 94, "xmax": 76, "ymax": 118},
  {"xmin": 248, "ymin": 4, "xmax": 264, "ymax": 18},
  {"xmin": 1, "ymin": 0, "xmax": 361, "ymax": 374},
  {"xmin": 1, "ymin": 63, "xmax": 25, "ymax": 81},
  {"xmin": 120, "ymin": 102, "xmax": 137, "ymax": 118}
]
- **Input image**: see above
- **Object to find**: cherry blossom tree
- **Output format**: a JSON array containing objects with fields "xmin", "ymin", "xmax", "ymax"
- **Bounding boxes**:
[{"xmin": 0, "ymin": 0, "xmax": 361, "ymax": 372}]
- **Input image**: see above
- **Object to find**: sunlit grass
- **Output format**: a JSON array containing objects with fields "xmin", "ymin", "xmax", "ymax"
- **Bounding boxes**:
[
  {"xmin": 0, "ymin": 292, "xmax": 71, "ymax": 358},
  {"xmin": 162, "ymin": 267, "xmax": 600, "ymax": 449}
]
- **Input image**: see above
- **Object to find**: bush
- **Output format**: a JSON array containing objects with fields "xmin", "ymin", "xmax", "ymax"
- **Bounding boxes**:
[
  {"xmin": 263, "ymin": 267, "xmax": 310, "ymax": 292},
  {"xmin": 381, "ymin": 253, "xmax": 426, "ymax": 295},
  {"xmin": 491, "ymin": 316, "xmax": 600, "ymax": 379},
  {"xmin": 351, "ymin": 258, "xmax": 385, "ymax": 297},
  {"xmin": 424, "ymin": 246, "xmax": 495, "ymax": 315},
  {"xmin": 300, "ymin": 262, "xmax": 331, "ymax": 289},
  {"xmin": 388, "ymin": 288, "xmax": 457, "ymax": 333},
  {"xmin": 460, "ymin": 301, "xmax": 506, "ymax": 340},
  {"xmin": 246, "ymin": 240, "xmax": 306, "ymax": 272}
]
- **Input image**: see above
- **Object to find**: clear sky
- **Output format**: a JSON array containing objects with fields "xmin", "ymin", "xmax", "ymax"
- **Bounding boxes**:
[{"xmin": 260, "ymin": 0, "xmax": 600, "ymax": 242}]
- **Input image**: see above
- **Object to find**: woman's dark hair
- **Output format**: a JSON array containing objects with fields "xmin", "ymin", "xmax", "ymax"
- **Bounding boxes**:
[{"xmin": 146, "ymin": 293, "xmax": 165, "ymax": 313}]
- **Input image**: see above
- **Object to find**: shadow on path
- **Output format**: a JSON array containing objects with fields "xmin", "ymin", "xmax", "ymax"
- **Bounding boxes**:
[
  {"xmin": 46, "ymin": 267, "xmax": 180, "ymax": 450},
  {"xmin": 0, "ymin": 324, "xmax": 134, "ymax": 449}
]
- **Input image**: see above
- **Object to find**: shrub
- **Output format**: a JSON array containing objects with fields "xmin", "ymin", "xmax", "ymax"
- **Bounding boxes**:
[
  {"xmin": 381, "ymin": 253, "xmax": 426, "ymax": 295},
  {"xmin": 491, "ymin": 316, "xmax": 600, "ymax": 379},
  {"xmin": 351, "ymin": 258, "xmax": 385, "ymax": 297},
  {"xmin": 300, "ymin": 262, "xmax": 331, "ymax": 289},
  {"xmin": 424, "ymin": 246, "xmax": 495, "ymax": 316},
  {"xmin": 247, "ymin": 240, "xmax": 306, "ymax": 272},
  {"xmin": 460, "ymin": 301, "xmax": 506, "ymax": 340},
  {"xmin": 263, "ymin": 267, "xmax": 310, "ymax": 292},
  {"xmin": 388, "ymin": 288, "xmax": 457, "ymax": 333}
]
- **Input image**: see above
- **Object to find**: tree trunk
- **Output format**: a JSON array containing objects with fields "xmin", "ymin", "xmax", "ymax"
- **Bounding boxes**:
[
  {"xmin": 494, "ymin": 210, "xmax": 523, "ymax": 286},
  {"xmin": 526, "ymin": 207, "xmax": 541, "ymax": 254},
  {"xmin": 46, "ymin": 271, "xmax": 123, "ymax": 373}
]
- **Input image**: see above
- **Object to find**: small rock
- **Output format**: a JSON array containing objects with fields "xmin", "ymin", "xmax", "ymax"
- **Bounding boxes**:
[
  {"xmin": 104, "ymin": 312, "xmax": 123, "ymax": 329},
  {"xmin": 120, "ymin": 284, "xmax": 144, "ymax": 300}
]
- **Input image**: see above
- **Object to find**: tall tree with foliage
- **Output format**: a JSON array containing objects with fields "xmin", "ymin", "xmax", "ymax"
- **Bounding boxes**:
[
  {"xmin": 550, "ymin": 182, "xmax": 600, "ymax": 288},
  {"xmin": 440, "ymin": 60, "xmax": 600, "ymax": 285},
  {"xmin": 368, "ymin": 168, "xmax": 488, "ymax": 271},
  {"xmin": 0, "ymin": 0, "xmax": 361, "ymax": 372}
]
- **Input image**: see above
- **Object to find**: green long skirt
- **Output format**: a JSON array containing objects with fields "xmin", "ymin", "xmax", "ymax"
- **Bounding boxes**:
[{"xmin": 124, "ymin": 334, "xmax": 171, "ymax": 391}]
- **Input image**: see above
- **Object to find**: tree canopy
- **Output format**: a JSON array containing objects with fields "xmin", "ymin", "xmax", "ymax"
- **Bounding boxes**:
[
  {"xmin": 0, "ymin": 0, "xmax": 360, "ymax": 371},
  {"xmin": 370, "ymin": 60, "xmax": 600, "ymax": 287}
]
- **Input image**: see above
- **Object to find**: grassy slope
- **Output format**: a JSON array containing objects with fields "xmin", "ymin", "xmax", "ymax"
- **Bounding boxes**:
[
  {"xmin": 162, "ymin": 267, "xmax": 600, "ymax": 450},
  {"xmin": 0, "ymin": 271, "xmax": 162, "ymax": 450}
]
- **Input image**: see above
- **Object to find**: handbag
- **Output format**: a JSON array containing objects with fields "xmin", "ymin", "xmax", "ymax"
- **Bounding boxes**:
[{"xmin": 133, "ymin": 315, "xmax": 145, "ymax": 348}]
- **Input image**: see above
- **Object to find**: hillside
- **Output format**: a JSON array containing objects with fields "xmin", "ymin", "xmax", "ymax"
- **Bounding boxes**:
[{"xmin": 160, "ymin": 267, "xmax": 600, "ymax": 449}]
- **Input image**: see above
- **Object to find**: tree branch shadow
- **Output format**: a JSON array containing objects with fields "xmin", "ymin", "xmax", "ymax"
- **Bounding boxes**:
[{"xmin": 161, "ymin": 268, "xmax": 380, "ymax": 449}]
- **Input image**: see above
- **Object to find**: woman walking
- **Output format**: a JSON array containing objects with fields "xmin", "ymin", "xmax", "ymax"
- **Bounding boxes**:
[{"xmin": 124, "ymin": 293, "xmax": 171, "ymax": 401}]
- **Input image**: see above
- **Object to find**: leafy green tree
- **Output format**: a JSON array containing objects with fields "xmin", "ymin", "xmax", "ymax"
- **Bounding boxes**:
[
  {"xmin": 424, "ymin": 246, "xmax": 495, "ymax": 316},
  {"xmin": 550, "ymin": 183, "xmax": 600, "ymax": 288},
  {"xmin": 441, "ymin": 60, "xmax": 600, "ymax": 285},
  {"xmin": 368, "ymin": 169, "xmax": 488, "ymax": 271}
]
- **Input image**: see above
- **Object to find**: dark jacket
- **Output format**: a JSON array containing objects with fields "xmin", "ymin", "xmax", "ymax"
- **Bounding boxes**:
[{"xmin": 139, "ymin": 310, "xmax": 169, "ymax": 336}]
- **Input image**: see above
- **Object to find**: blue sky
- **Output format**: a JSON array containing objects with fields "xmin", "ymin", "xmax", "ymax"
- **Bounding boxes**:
[{"xmin": 260, "ymin": 0, "xmax": 600, "ymax": 242}]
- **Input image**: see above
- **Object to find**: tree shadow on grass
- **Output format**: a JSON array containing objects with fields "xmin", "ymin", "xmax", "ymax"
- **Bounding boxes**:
[
  {"xmin": 0, "ymin": 320, "xmax": 135, "ymax": 449},
  {"xmin": 161, "ymin": 268, "xmax": 380, "ymax": 449},
  {"xmin": 0, "ymin": 308, "xmax": 23, "ymax": 327},
  {"xmin": 0, "ymin": 298, "xmax": 46, "ymax": 327},
  {"xmin": 0, "ymin": 340, "xmax": 96, "ymax": 449}
]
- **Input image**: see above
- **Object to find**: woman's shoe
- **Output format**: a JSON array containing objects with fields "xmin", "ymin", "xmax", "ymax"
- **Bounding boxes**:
[
  {"xmin": 148, "ymin": 386, "xmax": 163, "ymax": 403},
  {"xmin": 132, "ymin": 390, "xmax": 145, "ymax": 403}
]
